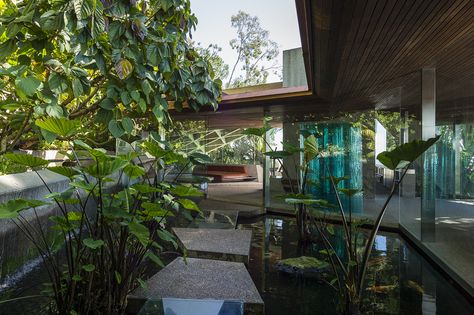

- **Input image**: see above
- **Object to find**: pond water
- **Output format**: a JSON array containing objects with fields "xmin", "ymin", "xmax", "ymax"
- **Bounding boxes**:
[
  {"xmin": 240, "ymin": 216, "xmax": 474, "ymax": 315},
  {"xmin": 0, "ymin": 215, "xmax": 473, "ymax": 314}
]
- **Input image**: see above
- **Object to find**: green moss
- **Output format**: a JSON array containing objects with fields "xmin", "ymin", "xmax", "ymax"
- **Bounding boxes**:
[{"xmin": 278, "ymin": 256, "xmax": 329, "ymax": 270}]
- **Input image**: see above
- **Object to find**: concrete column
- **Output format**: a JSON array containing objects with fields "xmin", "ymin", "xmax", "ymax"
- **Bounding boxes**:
[
  {"xmin": 421, "ymin": 68, "xmax": 436, "ymax": 242},
  {"xmin": 263, "ymin": 117, "xmax": 271, "ymax": 209},
  {"xmin": 454, "ymin": 125, "xmax": 462, "ymax": 197},
  {"xmin": 362, "ymin": 118, "xmax": 375, "ymax": 199}
]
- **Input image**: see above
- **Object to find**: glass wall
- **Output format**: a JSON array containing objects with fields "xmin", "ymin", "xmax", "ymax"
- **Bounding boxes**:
[{"xmin": 268, "ymin": 109, "xmax": 403, "ymax": 225}]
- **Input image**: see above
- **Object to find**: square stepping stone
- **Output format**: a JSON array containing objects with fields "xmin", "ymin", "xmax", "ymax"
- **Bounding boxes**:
[
  {"xmin": 129, "ymin": 257, "xmax": 264, "ymax": 315},
  {"xmin": 173, "ymin": 228, "xmax": 252, "ymax": 264}
]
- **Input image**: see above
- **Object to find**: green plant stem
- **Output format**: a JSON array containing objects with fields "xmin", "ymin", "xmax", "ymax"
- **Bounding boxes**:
[
  {"xmin": 326, "ymin": 166, "xmax": 352, "ymax": 261},
  {"xmin": 357, "ymin": 165, "xmax": 410, "ymax": 297},
  {"xmin": 309, "ymin": 214, "xmax": 345, "ymax": 297}
]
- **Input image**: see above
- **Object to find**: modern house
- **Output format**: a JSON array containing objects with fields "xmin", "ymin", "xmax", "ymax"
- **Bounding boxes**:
[{"xmin": 171, "ymin": 0, "xmax": 474, "ymax": 301}]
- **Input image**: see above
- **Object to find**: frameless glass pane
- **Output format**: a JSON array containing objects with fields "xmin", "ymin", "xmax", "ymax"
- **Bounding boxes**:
[{"xmin": 138, "ymin": 299, "xmax": 244, "ymax": 315}]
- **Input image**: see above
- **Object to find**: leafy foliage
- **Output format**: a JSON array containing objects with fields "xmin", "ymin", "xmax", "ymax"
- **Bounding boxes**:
[
  {"xmin": 0, "ymin": 0, "xmax": 221, "ymax": 153},
  {"xmin": 309, "ymin": 136, "xmax": 440, "ymax": 314},
  {"xmin": 377, "ymin": 136, "xmax": 440, "ymax": 170},
  {"xmin": 4, "ymin": 153, "xmax": 49, "ymax": 168},
  {"xmin": 2, "ymin": 134, "xmax": 210, "ymax": 314},
  {"xmin": 0, "ymin": 1, "xmax": 221, "ymax": 314},
  {"xmin": 227, "ymin": 11, "xmax": 280, "ymax": 87}
]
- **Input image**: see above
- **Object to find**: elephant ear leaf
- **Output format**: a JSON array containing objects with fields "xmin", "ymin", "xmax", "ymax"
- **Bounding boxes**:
[
  {"xmin": 304, "ymin": 135, "xmax": 319, "ymax": 163},
  {"xmin": 0, "ymin": 199, "xmax": 50, "ymax": 219},
  {"xmin": 377, "ymin": 136, "xmax": 440, "ymax": 170},
  {"xmin": 4, "ymin": 153, "xmax": 49, "ymax": 168},
  {"xmin": 242, "ymin": 125, "xmax": 272, "ymax": 137},
  {"xmin": 47, "ymin": 166, "xmax": 80, "ymax": 179},
  {"xmin": 36, "ymin": 117, "xmax": 81, "ymax": 138},
  {"xmin": 264, "ymin": 150, "xmax": 292, "ymax": 159}
]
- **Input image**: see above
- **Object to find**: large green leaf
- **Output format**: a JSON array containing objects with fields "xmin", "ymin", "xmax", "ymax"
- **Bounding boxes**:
[
  {"xmin": 264, "ymin": 150, "xmax": 293, "ymax": 159},
  {"xmin": 0, "ymin": 199, "xmax": 50, "ymax": 219},
  {"xmin": 128, "ymin": 221, "xmax": 150, "ymax": 246},
  {"xmin": 121, "ymin": 117, "xmax": 134, "ymax": 134},
  {"xmin": 156, "ymin": 229, "xmax": 177, "ymax": 248},
  {"xmin": 141, "ymin": 140, "xmax": 167, "ymax": 158},
  {"xmin": 146, "ymin": 252, "xmax": 165, "ymax": 267},
  {"xmin": 108, "ymin": 120, "xmax": 125, "ymax": 138},
  {"xmin": 189, "ymin": 152, "xmax": 212, "ymax": 165},
  {"xmin": 178, "ymin": 198, "xmax": 201, "ymax": 212},
  {"xmin": 15, "ymin": 76, "xmax": 41, "ymax": 98},
  {"xmin": 304, "ymin": 135, "xmax": 319, "ymax": 163},
  {"xmin": 36, "ymin": 117, "xmax": 81, "ymax": 138},
  {"xmin": 132, "ymin": 184, "xmax": 162, "ymax": 194},
  {"xmin": 170, "ymin": 185, "xmax": 204, "ymax": 197},
  {"xmin": 242, "ymin": 125, "xmax": 272, "ymax": 137},
  {"xmin": 115, "ymin": 59, "xmax": 133, "ymax": 80},
  {"xmin": 4, "ymin": 153, "xmax": 49, "ymax": 168},
  {"xmin": 0, "ymin": 40, "xmax": 16, "ymax": 60},
  {"xmin": 123, "ymin": 164, "xmax": 145, "ymax": 179},
  {"xmin": 377, "ymin": 136, "xmax": 440, "ymax": 170},
  {"xmin": 48, "ymin": 72, "xmax": 69, "ymax": 93},
  {"xmin": 338, "ymin": 188, "xmax": 362, "ymax": 197},
  {"xmin": 83, "ymin": 238, "xmax": 105, "ymax": 250},
  {"xmin": 47, "ymin": 166, "xmax": 80, "ymax": 179},
  {"xmin": 285, "ymin": 198, "xmax": 329, "ymax": 206},
  {"xmin": 83, "ymin": 157, "xmax": 128, "ymax": 178}
]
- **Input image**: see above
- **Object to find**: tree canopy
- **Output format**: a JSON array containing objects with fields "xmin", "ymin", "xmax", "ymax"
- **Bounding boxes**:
[
  {"xmin": 227, "ymin": 10, "xmax": 279, "ymax": 88},
  {"xmin": 0, "ymin": 0, "xmax": 222, "ymax": 153}
]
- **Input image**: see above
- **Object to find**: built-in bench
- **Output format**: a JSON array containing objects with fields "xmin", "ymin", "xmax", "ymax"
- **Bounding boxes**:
[{"xmin": 193, "ymin": 165, "xmax": 256, "ymax": 183}]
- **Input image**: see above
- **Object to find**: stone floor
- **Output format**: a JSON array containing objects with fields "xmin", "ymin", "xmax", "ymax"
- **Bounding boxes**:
[
  {"xmin": 131, "ymin": 258, "xmax": 264, "ymax": 315},
  {"xmin": 173, "ymin": 228, "xmax": 252, "ymax": 264}
]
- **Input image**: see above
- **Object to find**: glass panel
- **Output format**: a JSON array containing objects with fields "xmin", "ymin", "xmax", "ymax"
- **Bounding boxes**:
[{"xmin": 138, "ymin": 298, "xmax": 244, "ymax": 315}]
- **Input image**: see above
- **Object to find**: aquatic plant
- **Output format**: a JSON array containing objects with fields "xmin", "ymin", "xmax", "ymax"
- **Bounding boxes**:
[
  {"xmin": 244, "ymin": 124, "xmax": 439, "ymax": 313},
  {"xmin": 307, "ymin": 136, "xmax": 440, "ymax": 314},
  {"xmin": 0, "ymin": 0, "xmax": 221, "ymax": 312},
  {"xmin": 243, "ymin": 123, "xmax": 323, "ymax": 241},
  {"xmin": 0, "ymin": 117, "xmax": 211, "ymax": 314}
]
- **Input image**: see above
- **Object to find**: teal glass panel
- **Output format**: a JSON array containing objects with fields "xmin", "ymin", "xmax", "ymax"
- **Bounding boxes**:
[
  {"xmin": 301, "ymin": 122, "xmax": 363, "ymax": 214},
  {"xmin": 434, "ymin": 126, "xmax": 456, "ymax": 198}
]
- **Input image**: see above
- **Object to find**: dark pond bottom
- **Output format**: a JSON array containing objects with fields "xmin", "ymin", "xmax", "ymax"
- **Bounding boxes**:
[
  {"xmin": 239, "ymin": 216, "xmax": 474, "ymax": 315},
  {"xmin": 0, "ymin": 215, "xmax": 473, "ymax": 315}
]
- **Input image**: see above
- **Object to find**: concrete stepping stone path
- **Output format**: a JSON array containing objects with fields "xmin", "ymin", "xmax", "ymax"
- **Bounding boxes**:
[{"xmin": 172, "ymin": 227, "xmax": 252, "ymax": 264}]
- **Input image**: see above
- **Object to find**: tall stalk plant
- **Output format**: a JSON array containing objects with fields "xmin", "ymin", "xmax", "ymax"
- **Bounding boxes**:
[
  {"xmin": 243, "ymin": 124, "xmax": 324, "ymax": 241},
  {"xmin": 244, "ymin": 124, "xmax": 439, "ymax": 313},
  {"xmin": 304, "ymin": 136, "xmax": 439, "ymax": 314},
  {"xmin": 0, "ymin": 117, "xmax": 208, "ymax": 314}
]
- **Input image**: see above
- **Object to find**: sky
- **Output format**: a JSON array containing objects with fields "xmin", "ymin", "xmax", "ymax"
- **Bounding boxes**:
[{"xmin": 189, "ymin": 0, "xmax": 301, "ymax": 84}]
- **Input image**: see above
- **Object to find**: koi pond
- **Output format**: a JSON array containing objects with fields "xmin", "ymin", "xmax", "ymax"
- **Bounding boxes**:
[{"xmin": 0, "ymin": 215, "xmax": 473, "ymax": 314}]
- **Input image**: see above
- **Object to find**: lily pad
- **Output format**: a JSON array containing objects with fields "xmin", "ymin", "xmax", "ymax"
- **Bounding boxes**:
[{"xmin": 276, "ymin": 256, "xmax": 329, "ymax": 277}]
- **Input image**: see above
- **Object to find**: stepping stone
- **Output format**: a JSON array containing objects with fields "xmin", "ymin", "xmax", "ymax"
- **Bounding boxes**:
[
  {"xmin": 129, "ymin": 257, "xmax": 264, "ymax": 315},
  {"xmin": 188, "ymin": 210, "xmax": 239, "ymax": 229},
  {"xmin": 173, "ymin": 228, "xmax": 252, "ymax": 264}
]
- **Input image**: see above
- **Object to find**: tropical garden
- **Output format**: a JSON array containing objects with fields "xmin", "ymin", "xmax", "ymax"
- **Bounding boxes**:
[{"xmin": 0, "ymin": 0, "xmax": 453, "ymax": 314}]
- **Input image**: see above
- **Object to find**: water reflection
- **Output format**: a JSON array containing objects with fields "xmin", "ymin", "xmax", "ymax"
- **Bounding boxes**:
[{"xmin": 240, "ymin": 216, "xmax": 474, "ymax": 315}]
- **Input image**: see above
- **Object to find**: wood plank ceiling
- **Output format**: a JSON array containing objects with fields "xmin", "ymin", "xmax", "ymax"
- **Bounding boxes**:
[
  {"xmin": 299, "ymin": 0, "xmax": 474, "ymax": 116},
  {"xmin": 175, "ymin": 0, "xmax": 473, "ymax": 128}
]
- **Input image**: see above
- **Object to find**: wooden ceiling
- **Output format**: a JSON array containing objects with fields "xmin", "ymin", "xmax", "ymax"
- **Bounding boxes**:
[
  {"xmin": 173, "ymin": 0, "xmax": 473, "ymax": 128},
  {"xmin": 298, "ymin": 0, "xmax": 474, "ymax": 113}
]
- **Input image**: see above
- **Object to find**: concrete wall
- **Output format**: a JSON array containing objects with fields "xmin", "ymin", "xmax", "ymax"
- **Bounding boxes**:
[
  {"xmin": 283, "ymin": 47, "xmax": 307, "ymax": 88},
  {"xmin": 0, "ymin": 170, "xmax": 70, "ymax": 279}
]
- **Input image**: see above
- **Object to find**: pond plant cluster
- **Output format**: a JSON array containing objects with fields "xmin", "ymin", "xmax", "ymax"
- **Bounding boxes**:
[
  {"xmin": 244, "ymin": 124, "xmax": 439, "ymax": 314},
  {"xmin": 0, "ymin": 0, "xmax": 441, "ymax": 314}
]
